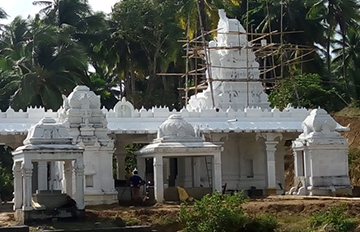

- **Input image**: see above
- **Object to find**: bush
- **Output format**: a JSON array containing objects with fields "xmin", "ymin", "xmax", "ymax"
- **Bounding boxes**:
[
  {"xmin": 311, "ymin": 204, "xmax": 357, "ymax": 232},
  {"xmin": 178, "ymin": 191, "xmax": 277, "ymax": 232},
  {"xmin": 0, "ymin": 146, "xmax": 14, "ymax": 201},
  {"xmin": 243, "ymin": 214, "xmax": 278, "ymax": 232},
  {"xmin": 268, "ymin": 73, "xmax": 346, "ymax": 112}
]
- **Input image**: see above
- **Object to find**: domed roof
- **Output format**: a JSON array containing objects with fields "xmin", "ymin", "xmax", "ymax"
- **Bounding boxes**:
[
  {"xmin": 66, "ymin": 85, "xmax": 100, "ymax": 110},
  {"xmin": 24, "ymin": 118, "xmax": 73, "ymax": 145},
  {"xmin": 157, "ymin": 114, "xmax": 195, "ymax": 139}
]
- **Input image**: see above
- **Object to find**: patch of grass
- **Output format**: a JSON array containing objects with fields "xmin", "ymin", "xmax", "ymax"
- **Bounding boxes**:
[
  {"xmin": 310, "ymin": 204, "xmax": 358, "ymax": 232},
  {"xmin": 333, "ymin": 105, "xmax": 360, "ymax": 117},
  {"xmin": 179, "ymin": 191, "xmax": 277, "ymax": 232},
  {"xmin": 276, "ymin": 214, "xmax": 312, "ymax": 232},
  {"xmin": 125, "ymin": 217, "xmax": 141, "ymax": 226},
  {"xmin": 151, "ymin": 214, "xmax": 177, "ymax": 226}
]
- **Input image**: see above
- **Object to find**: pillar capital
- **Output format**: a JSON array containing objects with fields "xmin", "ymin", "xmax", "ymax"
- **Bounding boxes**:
[
  {"xmin": 256, "ymin": 132, "xmax": 282, "ymax": 142},
  {"xmin": 21, "ymin": 161, "xmax": 33, "ymax": 176},
  {"xmin": 205, "ymin": 134, "xmax": 228, "ymax": 143}
]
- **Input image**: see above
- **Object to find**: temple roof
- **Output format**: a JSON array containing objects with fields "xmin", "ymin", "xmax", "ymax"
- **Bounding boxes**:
[{"xmin": 0, "ymin": 106, "xmax": 349, "ymax": 136}]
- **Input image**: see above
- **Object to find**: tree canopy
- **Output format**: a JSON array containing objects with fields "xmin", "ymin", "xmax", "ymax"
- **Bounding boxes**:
[{"xmin": 0, "ymin": 0, "xmax": 358, "ymax": 112}]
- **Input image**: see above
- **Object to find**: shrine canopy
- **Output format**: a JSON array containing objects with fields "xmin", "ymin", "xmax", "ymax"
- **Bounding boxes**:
[
  {"xmin": 12, "ymin": 117, "xmax": 85, "ymax": 219},
  {"xmin": 136, "ymin": 114, "xmax": 223, "ymax": 202}
]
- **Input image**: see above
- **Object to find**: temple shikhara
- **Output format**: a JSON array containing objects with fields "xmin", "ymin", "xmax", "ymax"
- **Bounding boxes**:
[{"xmin": 3, "ymin": 10, "xmax": 351, "ymax": 223}]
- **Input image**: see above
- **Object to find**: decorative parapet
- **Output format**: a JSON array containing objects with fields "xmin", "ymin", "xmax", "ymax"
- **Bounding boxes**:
[
  {"xmin": 106, "ymin": 98, "xmax": 311, "ymax": 120},
  {"xmin": 0, "ymin": 106, "xmax": 59, "ymax": 120}
]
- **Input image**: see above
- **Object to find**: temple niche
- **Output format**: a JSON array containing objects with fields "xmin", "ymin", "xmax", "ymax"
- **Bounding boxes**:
[{"xmin": 187, "ymin": 9, "xmax": 269, "ymax": 111}]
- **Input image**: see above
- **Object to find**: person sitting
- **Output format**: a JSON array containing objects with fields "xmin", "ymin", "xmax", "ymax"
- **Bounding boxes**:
[{"xmin": 129, "ymin": 171, "xmax": 143, "ymax": 204}]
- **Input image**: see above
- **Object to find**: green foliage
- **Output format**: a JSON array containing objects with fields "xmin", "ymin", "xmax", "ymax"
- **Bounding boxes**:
[
  {"xmin": 348, "ymin": 148, "xmax": 360, "ymax": 185},
  {"xmin": 311, "ymin": 205, "xmax": 357, "ymax": 232},
  {"xmin": 0, "ymin": 146, "xmax": 14, "ymax": 200},
  {"xmin": 178, "ymin": 191, "xmax": 277, "ymax": 232},
  {"xmin": 124, "ymin": 144, "xmax": 145, "ymax": 171},
  {"xmin": 268, "ymin": 73, "xmax": 346, "ymax": 112}
]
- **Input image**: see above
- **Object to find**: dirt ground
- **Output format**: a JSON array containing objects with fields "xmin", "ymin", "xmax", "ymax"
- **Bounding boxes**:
[{"xmin": 2, "ymin": 196, "xmax": 360, "ymax": 231}]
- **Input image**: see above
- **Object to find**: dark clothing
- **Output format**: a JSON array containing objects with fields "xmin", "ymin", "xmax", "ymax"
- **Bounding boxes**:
[{"xmin": 129, "ymin": 174, "xmax": 143, "ymax": 188}]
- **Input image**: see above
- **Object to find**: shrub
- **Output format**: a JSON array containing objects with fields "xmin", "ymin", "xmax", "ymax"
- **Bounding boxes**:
[
  {"xmin": 243, "ymin": 214, "xmax": 278, "ymax": 232},
  {"xmin": 178, "ymin": 191, "xmax": 277, "ymax": 232},
  {"xmin": 311, "ymin": 204, "xmax": 357, "ymax": 232}
]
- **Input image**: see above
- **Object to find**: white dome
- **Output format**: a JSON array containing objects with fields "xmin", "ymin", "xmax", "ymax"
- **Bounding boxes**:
[
  {"xmin": 24, "ymin": 118, "xmax": 73, "ymax": 145},
  {"xmin": 158, "ymin": 114, "xmax": 195, "ymax": 139},
  {"xmin": 67, "ymin": 85, "xmax": 101, "ymax": 109}
]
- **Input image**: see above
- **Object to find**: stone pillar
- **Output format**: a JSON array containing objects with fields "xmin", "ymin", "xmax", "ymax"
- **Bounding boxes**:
[
  {"xmin": 153, "ymin": 155, "xmax": 164, "ymax": 203},
  {"xmin": 37, "ymin": 161, "xmax": 47, "ymax": 191},
  {"xmin": 21, "ymin": 159, "xmax": 33, "ymax": 211},
  {"xmin": 257, "ymin": 133, "xmax": 282, "ymax": 195},
  {"xmin": 64, "ymin": 161, "xmax": 73, "ymax": 196},
  {"xmin": 13, "ymin": 162, "xmax": 23, "ymax": 210},
  {"xmin": 75, "ymin": 158, "xmax": 85, "ymax": 210},
  {"xmin": 265, "ymin": 140, "xmax": 278, "ymax": 195},
  {"xmin": 192, "ymin": 157, "xmax": 201, "ymax": 187},
  {"xmin": 212, "ymin": 154, "xmax": 222, "ymax": 192},
  {"xmin": 293, "ymin": 150, "xmax": 304, "ymax": 177}
]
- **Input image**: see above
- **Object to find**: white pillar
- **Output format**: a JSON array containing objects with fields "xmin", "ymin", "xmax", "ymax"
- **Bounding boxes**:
[
  {"xmin": 192, "ymin": 157, "xmax": 201, "ymax": 187},
  {"xmin": 153, "ymin": 155, "xmax": 164, "ymax": 203},
  {"xmin": 293, "ymin": 150, "xmax": 304, "ymax": 177},
  {"xmin": 74, "ymin": 158, "xmax": 85, "ymax": 210},
  {"xmin": 212, "ymin": 154, "xmax": 222, "ymax": 192},
  {"xmin": 37, "ymin": 161, "xmax": 47, "ymax": 191},
  {"xmin": 13, "ymin": 162, "xmax": 23, "ymax": 210},
  {"xmin": 21, "ymin": 159, "xmax": 33, "ymax": 211},
  {"xmin": 63, "ymin": 161, "xmax": 73, "ymax": 196},
  {"xmin": 265, "ymin": 141, "xmax": 278, "ymax": 195}
]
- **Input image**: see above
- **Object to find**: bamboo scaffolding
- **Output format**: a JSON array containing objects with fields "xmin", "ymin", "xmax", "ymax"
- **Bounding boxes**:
[{"xmin": 157, "ymin": 4, "xmax": 318, "ymax": 107}]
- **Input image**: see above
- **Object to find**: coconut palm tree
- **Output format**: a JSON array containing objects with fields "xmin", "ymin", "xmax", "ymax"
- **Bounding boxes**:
[
  {"xmin": 0, "ymin": 16, "xmax": 89, "ymax": 110},
  {"xmin": 307, "ymin": 0, "xmax": 360, "ymax": 82},
  {"xmin": 333, "ymin": 25, "xmax": 360, "ymax": 101}
]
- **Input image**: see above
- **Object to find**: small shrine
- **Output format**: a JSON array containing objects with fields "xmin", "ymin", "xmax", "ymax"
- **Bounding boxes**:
[
  {"xmin": 291, "ymin": 109, "xmax": 352, "ymax": 196},
  {"xmin": 136, "ymin": 114, "xmax": 223, "ymax": 202},
  {"xmin": 12, "ymin": 118, "xmax": 84, "ymax": 223}
]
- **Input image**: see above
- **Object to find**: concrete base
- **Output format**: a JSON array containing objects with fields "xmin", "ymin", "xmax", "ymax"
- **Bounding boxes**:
[
  {"xmin": 15, "ymin": 209, "xmax": 85, "ymax": 224},
  {"xmin": 308, "ymin": 186, "xmax": 353, "ymax": 197},
  {"xmin": 32, "ymin": 191, "xmax": 68, "ymax": 210},
  {"xmin": 266, "ymin": 188, "xmax": 277, "ymax": 196},
  {"xmin": 84, "ymin": 192, "xmax": 118, "ymax": 206}
]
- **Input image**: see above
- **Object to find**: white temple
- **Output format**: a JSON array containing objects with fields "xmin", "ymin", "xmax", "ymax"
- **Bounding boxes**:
[{"xmin": 7, "ymin": 9, "xmax": 352, "ymax": 208}]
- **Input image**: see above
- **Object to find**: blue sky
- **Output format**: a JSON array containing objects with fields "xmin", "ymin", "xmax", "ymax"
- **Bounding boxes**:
[{"xmin": 0, "ymin": 0, "xmax": 119, "ymax": 23}]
